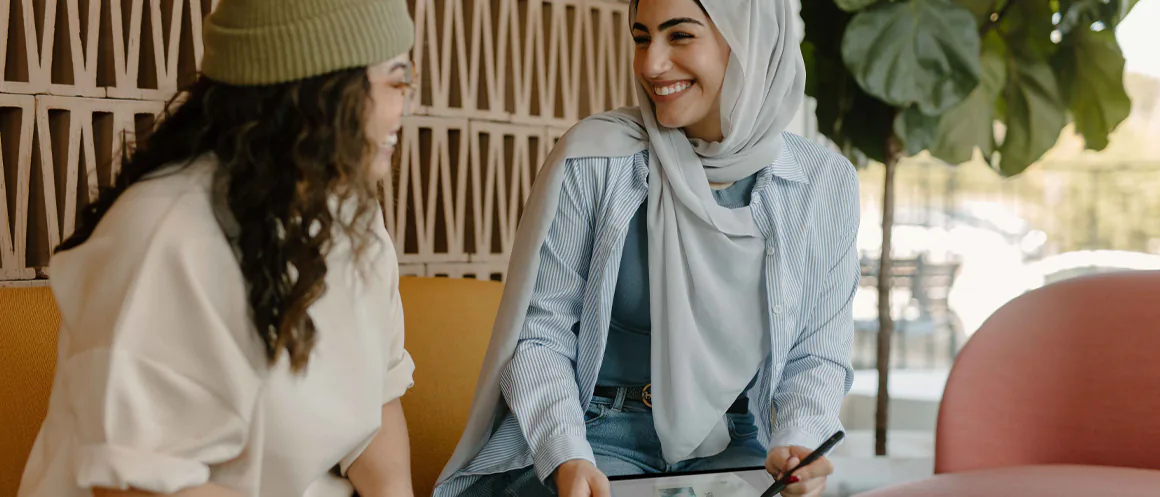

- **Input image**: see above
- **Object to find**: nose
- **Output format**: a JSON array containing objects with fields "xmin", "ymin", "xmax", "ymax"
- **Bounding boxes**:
[{"xmin": 640, "ymin": 42, "xmax": 673, "ymax": 79}]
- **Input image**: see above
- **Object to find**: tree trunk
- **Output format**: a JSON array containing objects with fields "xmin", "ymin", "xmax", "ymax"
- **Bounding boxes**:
[{"xmin": 875, "ymin": 138, "xmax": 901, "ymax": 457}]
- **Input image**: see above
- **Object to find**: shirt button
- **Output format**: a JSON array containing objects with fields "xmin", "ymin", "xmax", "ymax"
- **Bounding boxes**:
[
  {"xmin": 765, "ymin": 246, "xmax": 776, "ymax": 256},
  {"xmin": 774, "ymin": 305, "xmax": 783, "ymax": 314}
]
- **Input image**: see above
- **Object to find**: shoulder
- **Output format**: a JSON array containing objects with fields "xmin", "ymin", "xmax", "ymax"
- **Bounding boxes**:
[
  {"xmin": 781, "ymin": 133, "xmax": 858, "ymax": 192},
  {"xmin": 48, "ymin": 156, "xmax": 261, "ymax": 376},
  {"xmin": 553, "ymin": 108, "xmax": 647, "ymax": 162},
  {"xmin": 50, "ymin": 154, "xmax": 242, "ymax": 309},
  {"xmin": 776, "ymin": 134, "xmax": 860, "ymax": 235},
  {"xmin": 546, "ymin": 107, "xmax": 647, "ymax": 185},
  {"xmin": 557, "ymin": 150, "xmax": 646, "ymax": 205},
  {"xmin": 100, "ymin": 154, "xmax": 224, "ymax": 242},
  {"xmin": 779, "ymin": 133, "xmax": 860, "ymax": 220}
]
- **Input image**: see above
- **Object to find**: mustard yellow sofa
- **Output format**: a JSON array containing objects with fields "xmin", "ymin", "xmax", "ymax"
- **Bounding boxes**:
[
  {"xmin": 0, "ymin": 285, "xmax": 59, "ymax": 497},
  {"xmin": 0, "ymin": 277, "xmax": 501, "ymax": 497},
  {"xmin": 398, "ymin": 277, "xmax": 501, "ymax": 496}
]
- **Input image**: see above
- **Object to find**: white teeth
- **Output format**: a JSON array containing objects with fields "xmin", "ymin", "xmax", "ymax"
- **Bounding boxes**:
[
  {"xmin": 653, "ymin": 81, "xmax": 692, "ymax": 96},
  {"xmin": 380, "ymin": 133, "xmax": 398, "ymax": 148}
]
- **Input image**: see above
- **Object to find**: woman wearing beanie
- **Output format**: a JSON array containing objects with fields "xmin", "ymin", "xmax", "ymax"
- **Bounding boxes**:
[
  {"xmin": 436, "ymin": 1, "xmax": 856, "ymax": 497},
  {"xmin": 17, "ymin": 1, "xmax": 418, "ymax": 496}
]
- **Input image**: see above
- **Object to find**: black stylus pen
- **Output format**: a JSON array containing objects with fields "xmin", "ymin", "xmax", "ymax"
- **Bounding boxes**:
[{"xmin": 759, "ymin": 431, "xmax": 845, "ymax": 497}]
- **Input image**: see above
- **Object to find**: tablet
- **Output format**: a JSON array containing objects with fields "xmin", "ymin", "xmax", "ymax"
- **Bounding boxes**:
[{"xmin": 608, "ymin": 466, "xmax": 774, "ymax": 497}]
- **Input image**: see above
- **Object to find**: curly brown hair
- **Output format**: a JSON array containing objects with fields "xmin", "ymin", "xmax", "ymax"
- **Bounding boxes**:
[{"xmin": 56, "ymin": 68, "xmax": 382, "ymax": 373}]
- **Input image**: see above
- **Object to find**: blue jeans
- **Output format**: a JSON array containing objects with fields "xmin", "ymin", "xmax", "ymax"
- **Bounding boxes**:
[{"xmin": 469, "ymin": 393, "xmax": 767, "ymax": 496}]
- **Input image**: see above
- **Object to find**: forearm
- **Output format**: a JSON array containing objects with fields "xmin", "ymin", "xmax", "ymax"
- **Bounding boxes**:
[
  {"xmin": 775, "ymin": 183, "xmax": 859, "ymax": 447},
  {"xmin": 502, "ymin": 342, "xmax": 594, "ymax": 482},
  {"xmin": 773, "ymin": 267, "xmax": 857, "ymax": 447},
  {"xmin": 499, "ymin": 157, "xmax": 598, "ymax": 481},
  {"xmin": 93, "ymin": 483, "xmax": 246, "ymax": 497},
  {"xmin": 348, "ymin": 400, "xmax": 413, "ymax": 497}
]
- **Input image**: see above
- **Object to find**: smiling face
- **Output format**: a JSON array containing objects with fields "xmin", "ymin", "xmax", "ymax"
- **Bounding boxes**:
[
  {"xmin": 632, "ymin": 0, "xmax": 731, "ymax": 142},
  {"xmin": 365, "ymin": 53, "xmax": 414, "ymax": 180}
]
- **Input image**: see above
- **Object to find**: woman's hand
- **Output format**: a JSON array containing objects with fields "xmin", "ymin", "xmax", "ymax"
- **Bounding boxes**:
[
  {"xmin": 554, "ymin": 460, "xmax": 611, "ymax": 497},
  {"xmin": 765, "ymin": 445, "xmax": 834, "ymax": 497}
]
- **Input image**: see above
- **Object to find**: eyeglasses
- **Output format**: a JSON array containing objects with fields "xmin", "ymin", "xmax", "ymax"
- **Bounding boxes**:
[{"xmin": 389, "ymin": 62, "xmax": 418, "ymax": 115}]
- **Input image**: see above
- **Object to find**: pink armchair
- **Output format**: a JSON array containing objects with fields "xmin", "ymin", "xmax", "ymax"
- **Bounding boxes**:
[{"xmin": 857, "ymin": 271, "xmax": 1160, "ymax": 496}]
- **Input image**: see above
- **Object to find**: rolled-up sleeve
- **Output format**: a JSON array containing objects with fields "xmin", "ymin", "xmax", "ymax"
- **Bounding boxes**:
[
  {"xmin": 51, "ymin": 202, "xmax": 264, "ymax": 494},
  {"xmin": 380, "ymin": 239, "xmax": 415, "ymax": 404},
  {"xmin": 371, "ymin": 210, "xmax": 417, "ymax": 404},
  {"xmin": 68, "ymin": 352, "xmax": 255, "ymax": 492}
]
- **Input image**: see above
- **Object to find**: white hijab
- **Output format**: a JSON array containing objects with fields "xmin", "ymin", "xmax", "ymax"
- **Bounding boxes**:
[{"xmin": 438, "ymin": 0, "xmax": 806, "ymax": 480}]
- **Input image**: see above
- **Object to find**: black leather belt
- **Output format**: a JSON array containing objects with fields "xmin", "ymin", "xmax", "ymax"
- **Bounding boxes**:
[{"xmin": 593, "ymin": 383, "xmax": 749, "ymax": 414}]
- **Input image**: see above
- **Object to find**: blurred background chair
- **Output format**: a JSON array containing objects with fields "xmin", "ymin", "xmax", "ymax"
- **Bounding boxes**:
[
  {"xmin": 856, "ymin": 271, "xmax": 1160, "ymax": 496},
  {"xmin": 854, "ymin": 254, "xmax": 963, "ymax": 370}
]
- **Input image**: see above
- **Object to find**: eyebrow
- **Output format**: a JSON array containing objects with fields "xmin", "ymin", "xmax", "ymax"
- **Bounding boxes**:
[
  {"xmin": 631, "ymin": 17, "xmax": 704, "ymax": 33},
  {"xmin": 387, "ymin": 61, "xmax": 409, "ymax": 73}
]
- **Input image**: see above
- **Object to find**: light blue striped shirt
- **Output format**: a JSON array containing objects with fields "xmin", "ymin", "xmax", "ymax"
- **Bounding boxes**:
[{"xmin": 435, "ymin": 133, "xmax": 859, "ymax": 496}]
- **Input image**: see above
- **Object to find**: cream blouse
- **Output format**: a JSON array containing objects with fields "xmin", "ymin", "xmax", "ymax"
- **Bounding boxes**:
[{"xmin": 18, "ymin": 155, "xmax": 415, "ymax": 497}]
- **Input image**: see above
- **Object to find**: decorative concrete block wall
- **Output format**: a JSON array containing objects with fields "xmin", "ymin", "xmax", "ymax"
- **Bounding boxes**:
[{"xmin": 2, "ymin": 0, "xmax": 815, "ymax": 282}]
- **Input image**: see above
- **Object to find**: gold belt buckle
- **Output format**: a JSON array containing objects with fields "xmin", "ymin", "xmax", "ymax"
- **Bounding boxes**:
[{"xmin": 642, "ymin": 383, "xmax": 652, "ymax": 408}]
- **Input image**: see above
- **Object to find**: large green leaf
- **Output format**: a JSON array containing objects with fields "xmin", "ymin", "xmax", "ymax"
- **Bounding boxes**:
[
  {"xmin": 1054, "ymin": 29, "xmax": 1131, "ymax": 151},
  {"xmin": 842, "ymin": 0, "xmax": 982, "ymax": 115},
  {"xmin": 893, "ymin": 106, "xmax": 940, "ymax": 156},
  {"xmin": 930, "ymin": 32, "xmax": 1008, "ymax": 164},
  {"xmin": 996, "ymin": 56, "xmax": 1067, "ymax": 176},
  {"xmin": 836, "ymin": 0, "xmax": 880, "ymax": 12}
]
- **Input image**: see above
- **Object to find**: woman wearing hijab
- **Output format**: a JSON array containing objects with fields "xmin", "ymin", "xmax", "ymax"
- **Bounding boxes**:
[
  {"xmin": 435, "ymin": 0, "xmax": 857, "ymax": 496},
  {"xmin": 17, "ymin": 1, "xmax": 418, "ymax": 496}
]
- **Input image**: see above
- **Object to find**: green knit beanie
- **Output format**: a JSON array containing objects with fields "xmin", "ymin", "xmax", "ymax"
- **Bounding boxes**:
[{"xmin": 202, "ymin": 0, "xmax": 414, "ymax": 86}]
